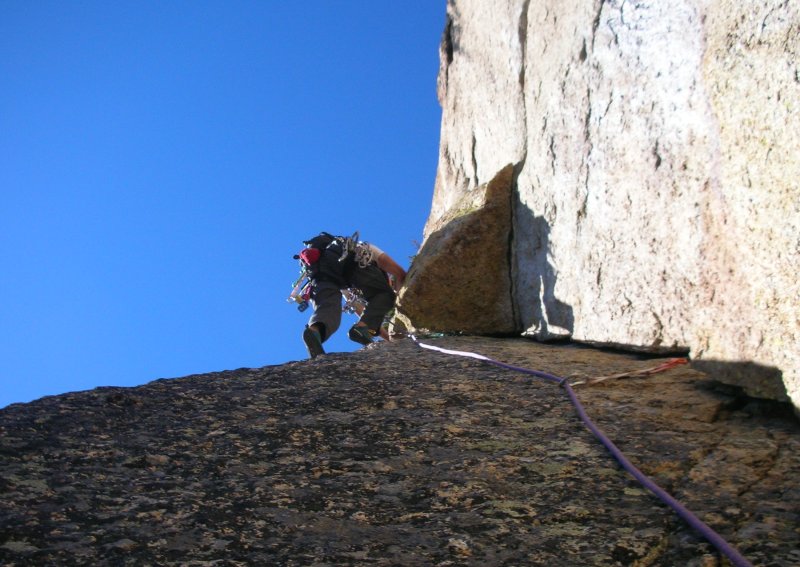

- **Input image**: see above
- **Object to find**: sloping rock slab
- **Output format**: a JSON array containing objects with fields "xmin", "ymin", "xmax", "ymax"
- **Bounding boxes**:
[{"xmin": 1, "ymin": 337, "xmax": 798, "ymax": 565}]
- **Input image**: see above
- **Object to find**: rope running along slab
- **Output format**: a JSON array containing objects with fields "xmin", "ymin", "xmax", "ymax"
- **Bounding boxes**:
[{"xmin": 412, "ymin": 338, "xmax": 753, "ymax": 567}]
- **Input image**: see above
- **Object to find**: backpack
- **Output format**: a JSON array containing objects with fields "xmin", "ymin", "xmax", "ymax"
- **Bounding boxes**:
[
  {"xmin": 302, "ymin": 232, "xmax": 337, "ymax": 254},
  {"xmin": 294, "ymin": 231, "xmax": 358, "ymax": 286},
  {"xmin": 294, "ymin": 232, "xmax": 335, "ymax": 271}
]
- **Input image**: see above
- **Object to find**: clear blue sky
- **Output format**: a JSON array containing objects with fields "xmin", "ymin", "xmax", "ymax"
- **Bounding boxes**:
[{"xmin": 0, "ymin": 2, "xmax": 445, "ymax": 408}]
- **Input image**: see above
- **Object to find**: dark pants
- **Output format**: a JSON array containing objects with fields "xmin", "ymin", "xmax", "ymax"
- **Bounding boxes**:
[{"xmin": 309, "ymin": 265, "xmax": 395, "ymax": 342}]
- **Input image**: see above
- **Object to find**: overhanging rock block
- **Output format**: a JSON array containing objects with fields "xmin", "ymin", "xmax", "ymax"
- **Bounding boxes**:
[{"xmin": 393, "ymin": 165, "xmax": 516, "ymax": 335}]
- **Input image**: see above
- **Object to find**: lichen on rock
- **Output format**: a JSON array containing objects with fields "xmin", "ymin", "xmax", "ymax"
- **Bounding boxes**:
[{"xmin": 1, "ymin": 337, "xmax": 798, "ymax": 565}]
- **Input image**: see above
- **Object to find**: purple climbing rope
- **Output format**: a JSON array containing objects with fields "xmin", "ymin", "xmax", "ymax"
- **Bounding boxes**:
[{"xmin": 415, "ymin": 339, "xmax": 753, "ymax": 567}]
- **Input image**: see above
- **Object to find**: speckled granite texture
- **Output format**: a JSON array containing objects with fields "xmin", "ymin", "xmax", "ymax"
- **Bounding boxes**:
[{"xmin": 1, "ymin": 337, "xmax": 798, "ymax": 566}]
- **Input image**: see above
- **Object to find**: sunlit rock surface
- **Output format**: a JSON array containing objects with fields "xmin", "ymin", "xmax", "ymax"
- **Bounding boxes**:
[
  {"xmin": 422, "ymin": 0, "xmax": 799, "ymax": 408},
  {"xmin": 1, "ymin": 338, "xmax": 798, "ymax": 565},
  {"xmin": 394, "ymin": 165, "xmax": 516, "ymax": 335}
]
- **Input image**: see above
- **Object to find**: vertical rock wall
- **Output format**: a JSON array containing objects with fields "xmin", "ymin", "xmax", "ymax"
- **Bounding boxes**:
[{"xmin": 422, "ymin": 0, "xmax": 799, "ymax": 407}]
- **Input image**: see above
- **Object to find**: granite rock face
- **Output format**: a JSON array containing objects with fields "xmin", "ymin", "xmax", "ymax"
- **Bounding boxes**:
[
  {"xmin": 1, "ymin": 337, "xmax": 798, "ymax": 565},
  {"xmin": 419, "ymin": 0, "xmax": 800, "ymax": 408},
  {"xmin": 394, "ymin": 165, "xmax": 516, "ymax": 335}
]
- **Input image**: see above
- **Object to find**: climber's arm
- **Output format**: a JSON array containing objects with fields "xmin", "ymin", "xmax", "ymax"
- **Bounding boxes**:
[{"xmin": 376, "ymin": 252, "xmax": 406, "ymax": 292}]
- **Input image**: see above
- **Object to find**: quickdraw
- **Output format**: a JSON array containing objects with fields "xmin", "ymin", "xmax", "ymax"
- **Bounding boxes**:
[
  {"xmin": 342, "ymin": 288, "xmax": 368, "ymax": 315},
  {"xmin": 337, "ymin": 231, "xmax": 360, "ymax": 264},
  {"xmin": 287, "ymin": 271, "xmax": 313, "ymax": 312}
]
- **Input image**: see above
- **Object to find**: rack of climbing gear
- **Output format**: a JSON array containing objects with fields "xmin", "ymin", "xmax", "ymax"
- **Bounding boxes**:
[
  {"xmin": 337, "ymin": 231, "xmax": 359, "ymax": 264},
  {"xmin": 287, "ymin": 256, "xmax": 369, "ymax": 316},
  {"xmin": 342, "ymin": 288, "xmax": 368, "ymax": 315},
  {"xmin": 287, "ymin": 271, "xmax": 313, "ymax": 312}
]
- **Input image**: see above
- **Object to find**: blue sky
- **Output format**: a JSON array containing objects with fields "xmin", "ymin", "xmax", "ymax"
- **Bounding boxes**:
[{"xmin": 0, "ymin": 2, "xmax": 445, "ymax": 408}]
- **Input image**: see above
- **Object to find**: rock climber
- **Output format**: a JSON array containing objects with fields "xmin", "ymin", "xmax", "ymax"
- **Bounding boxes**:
[{"xmin": 298, "ymin": 233, "xmax": 406, "ymax": 358}]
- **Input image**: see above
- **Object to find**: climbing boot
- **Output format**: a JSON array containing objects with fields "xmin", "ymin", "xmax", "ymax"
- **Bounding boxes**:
[
  {"xmin": 348, "ymin": 324, "xmax": 374, "ymax": 346},
  {"xmin": 302, "ymin": 326, "xmax": 325, "ymax": 359}
]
